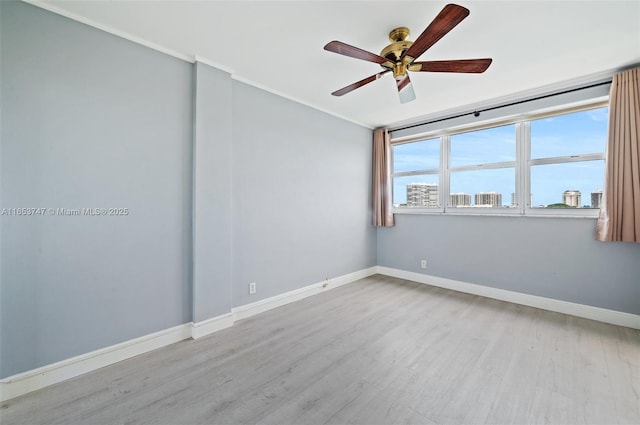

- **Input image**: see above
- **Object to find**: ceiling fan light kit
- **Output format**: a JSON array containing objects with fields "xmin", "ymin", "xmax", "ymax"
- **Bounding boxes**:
[{"xmin": 324, "ymin": 3, "xmax": 493, "ymax": 104}]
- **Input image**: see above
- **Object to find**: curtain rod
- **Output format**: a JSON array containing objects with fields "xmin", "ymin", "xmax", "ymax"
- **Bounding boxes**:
[{"xmin": 390, "ymin": 79, "xmax": 612, "ymax": 133}]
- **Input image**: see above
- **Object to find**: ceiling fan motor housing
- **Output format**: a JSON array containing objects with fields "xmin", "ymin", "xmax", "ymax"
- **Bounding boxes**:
[
  {"xmin": 381, "ymin": 27, "xmax": 414, "ymax": 80},
  {"xmin": 381, "ymin": 40, "xmax": 413, "ymax": 61}
]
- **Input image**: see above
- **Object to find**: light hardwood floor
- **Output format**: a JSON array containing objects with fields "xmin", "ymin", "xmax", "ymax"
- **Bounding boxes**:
[{"xmin": 2, "ymin": 275, "xmax": 639, "ymax": 425}]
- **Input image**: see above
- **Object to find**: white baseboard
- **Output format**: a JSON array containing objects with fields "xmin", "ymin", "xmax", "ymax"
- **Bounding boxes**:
[
  {"xmin": 191, "ymin": 313, "xmax": 234, "ymax": 340},
  {"xmin": 0, "ymin": 266, "xmax": 376, "ymax": 402},
  {"xmin": 232, "ymin": 267, "xmax": 378, "ymax": 321},
  {"xmin": 377, "ymin": 266, "xmax": 640, "ymax": 330},
  {"xmin": 0, "ymin": 323, "xmax": 192, "ymax": 402}
]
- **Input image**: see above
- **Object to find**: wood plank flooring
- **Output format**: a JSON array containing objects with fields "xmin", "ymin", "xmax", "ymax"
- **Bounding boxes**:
[{"xmin": 2, "ymin": 275, "xmax": 639, "ymax": 424}]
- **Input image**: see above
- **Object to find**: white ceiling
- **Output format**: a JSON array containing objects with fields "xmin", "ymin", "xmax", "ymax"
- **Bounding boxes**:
[{"xmin": 32, "ymin": 0, "xmax": 640, "ymax": 129}]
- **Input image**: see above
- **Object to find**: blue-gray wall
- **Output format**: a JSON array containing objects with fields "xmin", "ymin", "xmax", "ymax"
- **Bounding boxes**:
[
  {"xmin": 192, "ymin": 62, "xmax": 233, "ymax": 322},
  {"xmin": 1, "ymin": 1, "xmax": 193, "ymax": 377},
  {"xmin": 231, "ymin": 82, "xmax": 376, "ymax": 306},
  {"xmin": 378, "ymin": 214, "xmax": 640, "ymax": 314},
  {"xmin": 0, "ymin": 1, "xmax": 375, "ymax": 378}
]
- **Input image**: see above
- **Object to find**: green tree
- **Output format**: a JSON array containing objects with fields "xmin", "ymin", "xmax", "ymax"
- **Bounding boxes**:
[{"xmin": 546, "ymin": 203, "xmax": 575, "ymax": 208}]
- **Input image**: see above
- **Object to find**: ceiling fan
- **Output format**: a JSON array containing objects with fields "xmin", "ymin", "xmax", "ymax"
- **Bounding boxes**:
[{"xmin": 324, "ymin": 3, "xmax": 492, "ymax": 103}]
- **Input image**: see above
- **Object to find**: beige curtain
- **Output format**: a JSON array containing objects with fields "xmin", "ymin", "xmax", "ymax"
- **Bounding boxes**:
[
  {"xmin": 596, "ymin": 67, "xmax": 640, "ymax": 242},
  {"xmin": 372, "ymin": 128, "xmax": 395, "ymax": 227}
]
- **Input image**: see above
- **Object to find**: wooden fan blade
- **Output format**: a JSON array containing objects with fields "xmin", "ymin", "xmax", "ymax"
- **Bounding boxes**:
[
  {"xmin": 324, "ymin": 41, "xmax": 389, "ymax": 64},
  {"xmin": 397, "ymin": 75, "xmax": 416, "ymax": 104},
  {"xmin": 402, "ymin": 4, "xmax": 470, "ymax": 61},
  {"xmin": 410, "ymin": 59, "xmax": 492, "ymax": 73},
  {"xmin": 331, "ymin": 71, "xmax": 390, "ymax": 96}
]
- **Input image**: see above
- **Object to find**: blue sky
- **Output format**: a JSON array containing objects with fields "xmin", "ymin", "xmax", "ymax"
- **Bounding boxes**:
[{"xmin": 393, "ymin": 107, "xmax": 608, "ymax": 207}]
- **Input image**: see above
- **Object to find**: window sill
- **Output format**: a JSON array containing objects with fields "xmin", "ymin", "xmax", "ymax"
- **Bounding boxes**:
[{"xmin": 392, "ymin": 208, "xmax": 599, "ymax": 219}]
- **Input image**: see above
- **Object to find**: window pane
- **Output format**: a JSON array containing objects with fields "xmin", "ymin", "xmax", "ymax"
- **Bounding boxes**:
[
  {"xmin": 393, "ymin": 175, "xmax": 439, "ymax": 208},
  {"xmin": 450, "ymin": 125, "xmax": 515, "ymax": 167},
  {"xmin": 392, "ymin": 138, "xmax": 440, "ymax": 173},
  {"xmin": 449, "ymin": 168, "xmax": 515, "ymax": 208},
  {"xmin": 530, "ymin": 161, "xmax": 604, "ymax": 208},
  {"xmin": 531, "ymin": 107, "xmax": 608, "ymax": 159}
]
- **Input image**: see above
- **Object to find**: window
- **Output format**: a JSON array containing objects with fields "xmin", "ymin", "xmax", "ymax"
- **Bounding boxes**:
[
  {"xmin": 392, "ymin": 138, "xmax": 440, "ymax": 209},
  {"xmin": 391, "ymin": 102, "xmax": 608, "ymax": 216},
  {"xmin": 449, "ymin": 125, "xmax": 516, "ymax": 209},
  {"xmin": 528, "ymin": 108, "xmax": 607, "ymax": 210}
]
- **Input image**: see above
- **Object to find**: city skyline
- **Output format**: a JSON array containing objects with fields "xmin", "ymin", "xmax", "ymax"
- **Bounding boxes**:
[{"xmin": 400, "ymin": 183, "xmax": 602, "ymax": 208}]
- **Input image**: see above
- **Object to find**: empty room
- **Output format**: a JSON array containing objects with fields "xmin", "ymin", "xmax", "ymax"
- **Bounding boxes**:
[{"xmin": 1, "ymin": 1, "xmax": 639, "ymax": 424}]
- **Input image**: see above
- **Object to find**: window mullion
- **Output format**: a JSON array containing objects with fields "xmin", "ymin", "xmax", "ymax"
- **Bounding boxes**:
[
  {"xmin": 449, "ymin": 161, "xmax": 516, "ymax": 172},
  {"xmin": 441, "ymin": 135, "xmax": 450, "ymax": 211},
  {"xmin": 515, "ymin": 122, "xmax": 522, "ymax": 212},
  {"xmin": 520, "ymin": 121, "xmax": 531, "ymax": 213},
  {"xmin": 393, "ymin": 169, "xmax": 440, "ymax": 178},
  {"xmin": 529, "ymin": 153, "xmax": 605, "ymax": 166}
]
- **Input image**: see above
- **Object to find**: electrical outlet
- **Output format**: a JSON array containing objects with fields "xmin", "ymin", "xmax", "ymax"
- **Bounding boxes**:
[
  {"xmin": 249, "ymin": 282, "xmax": 256, "ymax": 295},
  {"xmin": 420, "ymin": 260, "xmax": 427, "ymax": 269}
]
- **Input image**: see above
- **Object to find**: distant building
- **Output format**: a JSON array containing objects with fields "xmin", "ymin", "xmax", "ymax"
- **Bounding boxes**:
[
  {"xmin": 450, "ymin": 193, "xmax": 471, "ymax": 207},
  {"xmin": 407, "ymin": 183, "xmax": 438, "ymax": 207},
  {"xmin": 475, "ymin": 192, "xmax": 502, "ymax": 207},
  {"xmin": 591, "ymin": 190, "xmax": 603, "ymax": 208},
  {"xmin": 562, "ymin": 190, "xmax": 581, "ymax": 207}
]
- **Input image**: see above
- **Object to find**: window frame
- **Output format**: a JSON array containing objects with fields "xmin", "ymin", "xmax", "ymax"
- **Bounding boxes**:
[
  {"xmin": 390, "ymin": 99, "xmax": 608, "ymax": 218},
  {"xmin": 447, "ymin": 123, "xmax": 519, "ymax": 215},
  {"xmin": 523, "ymin": 105, "xmax": 607, "ymax": 217},
  {"xmin": 391, "ymin": 136, "xmax": 444, "ymax": 212}
]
